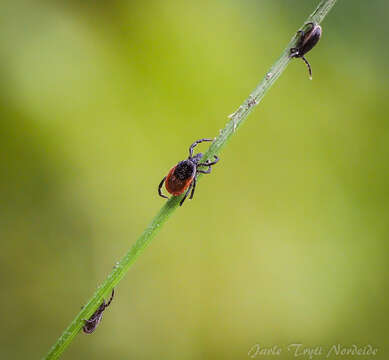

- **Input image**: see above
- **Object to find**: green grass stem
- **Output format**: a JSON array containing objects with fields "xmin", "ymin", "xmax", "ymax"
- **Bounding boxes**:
[{"xmin": 44, "ymin": 1, "xmax": 337, "ymax": 358}]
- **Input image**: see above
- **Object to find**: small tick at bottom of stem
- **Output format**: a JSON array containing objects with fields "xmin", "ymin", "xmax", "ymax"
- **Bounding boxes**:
[
  {"xmin": 82, "ymin": 289, "xmax": 115, "ymax": 334},
  {"xmin": 290, "ymin": 22, "xmax": 322, "ymax": 80},
  {"xmin": 158, "ymin": 138, "xmax": 219, "ymax": 206}
]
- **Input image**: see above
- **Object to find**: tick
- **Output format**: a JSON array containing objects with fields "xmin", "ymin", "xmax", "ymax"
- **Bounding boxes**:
[
  {"xmin": 158, "ymin": 138, "xmax": 219, "ymax": 206},
  {"xmin": 82, "ymin": 289, "xmax": 114, "ymax": 334},
  {"xmin": 290, "ymin": 22, "xmax": 322, "ymax": 80}
]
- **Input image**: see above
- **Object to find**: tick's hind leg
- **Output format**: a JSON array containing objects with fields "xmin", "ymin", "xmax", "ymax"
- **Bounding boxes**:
[
  {"xmin": 301, "ymin": 56, "xmax": 312, "ymax": 79},
  {"xmin": 105, "ymin": 289, "xmax": 115, "ymax": 308},
  {"xmin": 158, "ymin": 176, "xmax": 168, "ymax": 199},
  {"xmin": 189, "ymin": 177, "xmax": 197, "ymax": 200},
  {"xmin": 179, "ymin": 182, "xmax": 193, "ymax": 206}
]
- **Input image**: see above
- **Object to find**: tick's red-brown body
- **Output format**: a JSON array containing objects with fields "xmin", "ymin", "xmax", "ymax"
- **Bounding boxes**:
[
  {"xmin": 165, "ymin": 160, "xmax": 196, "ymax": 196},
  {"xmin": 158, "ymin": 139, "xmax": 219, "ymax": 206}
]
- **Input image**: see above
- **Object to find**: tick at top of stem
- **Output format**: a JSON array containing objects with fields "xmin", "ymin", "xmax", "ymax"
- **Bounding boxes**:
[
  {"xmin": 290, "ymin": 22, "xmax": 322, "ymax": 80},
  {"xmin": 158, "ymin": 138, "xmax": 219, "ymax": 206}
]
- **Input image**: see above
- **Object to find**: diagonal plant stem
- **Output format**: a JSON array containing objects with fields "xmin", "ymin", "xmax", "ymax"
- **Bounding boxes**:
[{"xmin": 43, "ymin": 0, "xmax": 337, "ymax": 358}]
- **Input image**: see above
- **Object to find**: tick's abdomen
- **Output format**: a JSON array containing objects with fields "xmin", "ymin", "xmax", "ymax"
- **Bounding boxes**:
[
  {"xmin": 298, "ymin": 25, "xmax": 322, "ymax": 56},
  {"xmin": 165, "ymin": 160, "xmax": 195, "ymax": 195}
]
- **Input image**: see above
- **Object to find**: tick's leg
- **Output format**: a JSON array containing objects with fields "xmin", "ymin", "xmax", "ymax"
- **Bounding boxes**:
[
  {"xmin": 179, "ymin": 182, "xmax": 193, "ymax": 206},
  {"xmin": 291, "ymin": 28, "xmax": 305, "ymax": 57},
  {"xmin": 84, "ymin": 305, "xmax": 103, "ymax": 322},
  {"xmin": 189, "ymin": 138, "xmax": 213, "ymax": 157},
  {"xmin": 197, "ymin": 166, "xmax": 211, "ymax": 174},
  {"xmin": 158, "ymin": 176, "xmax": 168, "ymax": 199},
  {"xmin": 105, "ymin": 289, "xmax": 115, "ymax": 308},
  {"xmin": 198, "ymin": 155, "xmax": 219, "ymax": 167},
  {"xmin": 301, "ymin": 56, "xmax": 312, "ymax": 79},
  {"xmin": 189, "ymin": 177, "xmax": 197, "ymax": 200},
  {"xmin": 296, "ymin": 29, "xmax": 305, "ymax": 41},
  {"xmin": 82, "ymin": 305, "xmax": 100, "ymax": 324},
  {"xmin": 304, "ymin": 22, "xmax": 314, "ymax": 31}
]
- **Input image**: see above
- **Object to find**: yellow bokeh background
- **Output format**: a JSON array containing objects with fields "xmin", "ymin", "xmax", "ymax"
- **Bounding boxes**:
[{"xmin": 1, "ymin": 1, "xmax": 388, "ymax": 359}]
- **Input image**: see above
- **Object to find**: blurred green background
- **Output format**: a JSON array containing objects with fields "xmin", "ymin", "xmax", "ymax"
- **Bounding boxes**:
[{"xmin": 1, "ymin": 0, "xmax": 389, "ymax": 359}]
